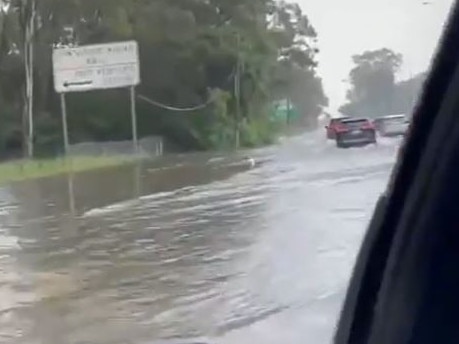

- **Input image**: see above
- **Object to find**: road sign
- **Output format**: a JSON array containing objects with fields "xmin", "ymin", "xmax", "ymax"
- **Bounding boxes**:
[
  {"xmin": 52, "ymin": 41, "xmax": 140, "ymax": 93},
  {"xmin": 271, "ymin": 99, "xmax": 299, "ymax": 122}
]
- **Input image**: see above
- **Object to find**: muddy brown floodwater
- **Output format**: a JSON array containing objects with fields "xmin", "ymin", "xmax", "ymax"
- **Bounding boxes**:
[{"xmin": 0, "ymin": 133, "xmax": 401, "ymax": 344}]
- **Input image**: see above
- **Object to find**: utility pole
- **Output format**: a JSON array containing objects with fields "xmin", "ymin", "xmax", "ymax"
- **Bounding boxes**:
[
  {"xmin": 24, "ymin": 0, "xmax": 36, "ymax": 158},
  {"xmin": 234, "ymin": 33, "xmax": 241, "ymax": 149}
]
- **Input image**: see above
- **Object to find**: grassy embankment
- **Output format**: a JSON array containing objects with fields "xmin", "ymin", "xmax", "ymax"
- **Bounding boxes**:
[{"xmin": 0, "ymin": 156, "xmax": 135, "ymax": 185}]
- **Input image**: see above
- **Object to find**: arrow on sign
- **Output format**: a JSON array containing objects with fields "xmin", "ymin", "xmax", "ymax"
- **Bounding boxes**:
[{"xmin": 63, "ymin": 80, "xmax": 93, "ymax": 87}]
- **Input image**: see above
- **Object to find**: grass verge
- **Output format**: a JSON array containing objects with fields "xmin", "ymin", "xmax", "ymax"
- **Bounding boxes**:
[{"xmin": 0, "ymin": 156, "xmax": 136, "ymax": 185}]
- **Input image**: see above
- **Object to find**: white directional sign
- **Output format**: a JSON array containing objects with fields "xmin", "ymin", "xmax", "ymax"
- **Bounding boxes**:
[{"xmin": 52, "ymin": 41, "xmax": 140, "ymax": 93}]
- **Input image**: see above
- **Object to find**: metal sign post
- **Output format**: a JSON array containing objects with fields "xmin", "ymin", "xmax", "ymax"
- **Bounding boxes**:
[
  {"xmin": 60, "ymin": 93, "xmax": 69, "ymax": 154},
  {"xmin": 67, "ymin": 172, "xmax": 76, "ymax": 216},
  {"xmin": 130, "ymin": 86, "xmax": 138, "ymax": 153}
]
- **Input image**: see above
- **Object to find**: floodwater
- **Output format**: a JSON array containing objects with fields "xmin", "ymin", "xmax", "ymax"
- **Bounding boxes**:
[{"xmin": 0, "ymin": 132, "xmax": 402, "ymax": 344}]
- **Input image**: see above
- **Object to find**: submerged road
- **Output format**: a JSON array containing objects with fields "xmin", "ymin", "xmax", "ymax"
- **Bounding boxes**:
[{"xmin": 0, "ymin": 132, "xmax": 401, "ymax": 344}]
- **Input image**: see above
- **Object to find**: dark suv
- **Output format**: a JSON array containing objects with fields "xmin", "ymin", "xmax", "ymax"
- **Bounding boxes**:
[{"xmin": 334, "ymin": 118, "xmax": 377, "ymax": 148}]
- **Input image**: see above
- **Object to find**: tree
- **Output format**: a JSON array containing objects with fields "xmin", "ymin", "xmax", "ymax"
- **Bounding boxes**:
[
  {"xmin": 268, "ymin": 1, "xmax": 327, "ymax": 126},
  {"xmin": 392, "ymin": 72, "xmax": 427, "ymax": 115},
  {"xmin": 0, "ymin": 0, "xmax": 327, "ymax": 157},
  {"xmin": 339, "ymin": 48, "xmax": 402, "ymax": 118}
]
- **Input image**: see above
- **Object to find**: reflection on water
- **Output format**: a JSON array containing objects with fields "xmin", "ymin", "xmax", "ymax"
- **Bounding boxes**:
[{"xmin": 0, "ymin": 134, "xmax": 399, "ymax": 344}]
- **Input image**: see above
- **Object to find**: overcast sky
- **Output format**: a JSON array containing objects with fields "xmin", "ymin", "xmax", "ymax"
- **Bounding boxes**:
[{"xmin": 297, "ymin": 0, "xmax": 454, "ymax": 112}]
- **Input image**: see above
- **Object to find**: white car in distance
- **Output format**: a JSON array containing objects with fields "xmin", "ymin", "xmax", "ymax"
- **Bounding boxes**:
[{"xmin": 373, "ymin": 114, "xmax": 409, "ymax": 137}]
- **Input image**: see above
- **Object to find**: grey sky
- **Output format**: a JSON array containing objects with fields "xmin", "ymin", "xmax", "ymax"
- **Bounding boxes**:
[{"xmin": 297, "ymin": 0, "xmax": 453, "ymax": 111}]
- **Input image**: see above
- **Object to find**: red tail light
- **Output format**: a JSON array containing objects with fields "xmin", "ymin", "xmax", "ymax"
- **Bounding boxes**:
[{"xmin": 361, "ymin": 121, "xmax": 375, "ymax": 130}]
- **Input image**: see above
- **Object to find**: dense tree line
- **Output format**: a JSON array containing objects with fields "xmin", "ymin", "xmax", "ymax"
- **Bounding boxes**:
[
  {"xmin": 339, "ymin": 48, "xmax": 425, "ymax": 118},
  {"xmin": 392, "ymin": 72, "xmax": 426, "ymax": 115},
  {"xmin": 0, "ymin": 0, "xmax": 327, "ymax": 158}
]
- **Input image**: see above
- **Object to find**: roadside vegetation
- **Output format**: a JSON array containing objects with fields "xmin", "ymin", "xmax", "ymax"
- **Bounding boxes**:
[
  {"xmin": 0, "ymin": 156, "xmax": 135, "ymax": 185},
  {"xmin": 339, "ymin": 48, "xmax": 426, "ymax": 118},
  {"xmin": 0, "ymin": 0, "xmax": 328, "ymax": 162}
]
